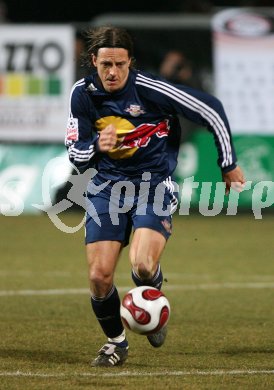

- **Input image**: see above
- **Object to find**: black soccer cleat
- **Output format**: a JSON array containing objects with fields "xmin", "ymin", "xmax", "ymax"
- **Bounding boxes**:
[
  {"xmin": 91, "ymin": 343, "xmax": 129, "ymax": 367},
  {"xmin": 147, "ymin": 326, "xmax": 167, "ymax": 348}
]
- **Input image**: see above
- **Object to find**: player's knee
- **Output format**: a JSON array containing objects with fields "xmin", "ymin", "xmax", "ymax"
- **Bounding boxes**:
[{"xmin": 89, "ymin": 268, "xmax": 113, "ymax": 294}]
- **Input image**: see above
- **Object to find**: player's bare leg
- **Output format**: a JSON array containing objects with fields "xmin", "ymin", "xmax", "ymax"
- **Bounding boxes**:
[
  {"xmin": 86, "ymin": 240, "xmax": 121, "ymax": 296},
  {"xmin": 129, "ymin": 227, "xmax": 166, "ymax": 285},
  {"xmin": 86, "ymin": 241, "xmax": 129, "ymax": 366},
  {"xmin": 129, "ymin": 228, "xmax": 168, "ymax": 347}
]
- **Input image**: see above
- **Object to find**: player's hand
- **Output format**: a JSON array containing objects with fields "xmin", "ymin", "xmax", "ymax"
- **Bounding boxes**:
[
  {"xmin": 98, "ymin": 124, "xmax": 117, "ymax": 152},
  {"xmin": 222, "ymin": 166, "xmax": 245, "ymax": 195}
]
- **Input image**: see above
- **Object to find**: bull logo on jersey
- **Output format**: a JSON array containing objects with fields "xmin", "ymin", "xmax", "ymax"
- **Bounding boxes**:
[
  {"xmin": 125, "ymin": 104, "xmax": 145, "ymax": 117},
  {"xmin": 95, "ymin": 116, "xmax": 169, "ymax": 159}
]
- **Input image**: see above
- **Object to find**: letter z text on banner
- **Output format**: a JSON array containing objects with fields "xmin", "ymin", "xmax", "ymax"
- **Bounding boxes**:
[{"xmin": 0, "ymin": 25, "xmax": 74, "ymax": 142}]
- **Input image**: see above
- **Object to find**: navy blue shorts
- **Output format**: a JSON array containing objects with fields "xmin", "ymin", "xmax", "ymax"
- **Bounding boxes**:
[{"xmin": 85, "ymin": 182, "xmax": 177, "ymax": 246}]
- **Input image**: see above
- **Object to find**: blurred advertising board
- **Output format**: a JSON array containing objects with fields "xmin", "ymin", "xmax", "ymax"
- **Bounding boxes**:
[
  {"xmin": 0, "ymin": 25, "xmax": 74, "ymax": 142},
  {"xmin": 212, "ymin": 8, "xmax": 274, "ymax": 134},
  {"xmin": 172, "ymin": 8, "xmax": 274, "ymax": 213},
  {"xmin": 0, "ymin": 144, "xmax": 71, "ymax": 214},
  {"xmin": 174, "ymin": 131, "xmax": 274, "ymax": 214}
]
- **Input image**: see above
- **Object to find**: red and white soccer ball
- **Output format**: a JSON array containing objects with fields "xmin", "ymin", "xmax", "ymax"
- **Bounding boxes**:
[{"xmin": 120, "ymin": 286, "xmax": 170, "ymax": 335}]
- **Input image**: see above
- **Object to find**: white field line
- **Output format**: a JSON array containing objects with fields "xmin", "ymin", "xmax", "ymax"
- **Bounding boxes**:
[
  {"xmin": 0, "ymin": 282, "xmax": 274, "ymax": 297},
  {"xmin": 0, "ymin": 269, "xmax": 274, "ymax": 283},
  {"xmin": 0, "ymin": 271, "xmax": 75, "ymax": 277},
  {"xmin": 0, "ymin": 369, "xmax": 273, "ymax": 378},
  {"xmin": 1, "ymin": 271, "xmax": 274, "ymax": 281}
]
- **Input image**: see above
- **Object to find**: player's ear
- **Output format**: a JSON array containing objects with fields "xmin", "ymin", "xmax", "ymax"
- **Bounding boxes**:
[{"xmin": 91, "ymin": 54, "xmax": 97, "ymax": 67}]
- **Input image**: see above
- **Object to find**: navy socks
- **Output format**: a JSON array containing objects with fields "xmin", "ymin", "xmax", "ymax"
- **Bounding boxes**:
[
  {"xmin": 91, "ymin": 285, "xmax": 125, "ymax": 340},
  {"xmin": 131, "ymin": 264, "xmax": 163, "ymax": 290}
]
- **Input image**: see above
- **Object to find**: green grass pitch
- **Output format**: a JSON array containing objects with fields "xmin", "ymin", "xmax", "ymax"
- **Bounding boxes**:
[{"xmin": 0, "ymin": 212, "xmax": 273, "ymax": 389}]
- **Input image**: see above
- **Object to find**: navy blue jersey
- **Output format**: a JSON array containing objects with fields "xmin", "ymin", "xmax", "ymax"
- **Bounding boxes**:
[{"xmin": 65, "ymin": 69, "xmax": 236, "ymax": 184}]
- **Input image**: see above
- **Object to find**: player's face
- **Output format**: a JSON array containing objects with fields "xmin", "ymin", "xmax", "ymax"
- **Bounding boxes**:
[{"xmin": 92, "ymin": 48, "xmax": 131, "ymax": 93}]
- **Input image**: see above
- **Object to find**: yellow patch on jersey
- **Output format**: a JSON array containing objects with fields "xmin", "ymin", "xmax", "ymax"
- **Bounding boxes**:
[{"xmin": 95, "ymin": 116, "xmax": 138, "ymax": 159}]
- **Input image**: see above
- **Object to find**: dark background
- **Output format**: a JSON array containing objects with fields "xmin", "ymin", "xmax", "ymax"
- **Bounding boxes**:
[
  {"xmin": 4, "ymin": 0, "xmax": 272, "ymax": 77},
  {"xmin": 4, "ymin": 1, "xmax": 273, "ymax": 23}
]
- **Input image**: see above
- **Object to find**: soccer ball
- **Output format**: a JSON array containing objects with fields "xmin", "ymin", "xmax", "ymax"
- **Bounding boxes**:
[{"xmin": 120, "ymin": 286, "xmax": 170, "ymax": 335}]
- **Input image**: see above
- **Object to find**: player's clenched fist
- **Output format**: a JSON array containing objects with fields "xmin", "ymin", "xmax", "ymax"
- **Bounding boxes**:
[{"xmin": 98, "ymin": 124, "xmax": 117, "ymax": 152}]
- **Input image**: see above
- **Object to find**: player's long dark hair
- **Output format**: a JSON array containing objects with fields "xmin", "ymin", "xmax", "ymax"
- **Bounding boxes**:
[{"xmin": 82, "ymin": 26, "xmax": 136, "ymax": 69}]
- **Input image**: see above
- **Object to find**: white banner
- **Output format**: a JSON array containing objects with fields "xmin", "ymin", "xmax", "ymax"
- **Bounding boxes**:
[
  {"xmin": 212, "ymin": 8, "xmax": 274, "ymax": 134},
  {"xmin": 0, "ymin": 25, "xmax": 74, "ymax": 141}
]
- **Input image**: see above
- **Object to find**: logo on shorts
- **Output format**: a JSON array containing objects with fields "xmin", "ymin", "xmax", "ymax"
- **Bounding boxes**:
[
  {"xmin": 125, "ymin": 104, "xmax": 145, "ymax": 117},
  {"xmin": 161, "ymin": 219, "xmax": 172, "ymax": 234}
]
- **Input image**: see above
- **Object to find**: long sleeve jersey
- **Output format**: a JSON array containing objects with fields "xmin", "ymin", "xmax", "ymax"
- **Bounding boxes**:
[{"xmin": 65, "ymin": 69, "xmax": 237, "ymax": 185}]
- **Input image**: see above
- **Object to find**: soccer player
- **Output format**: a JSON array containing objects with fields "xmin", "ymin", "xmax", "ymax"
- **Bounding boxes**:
[{"xmin": 65, "ymin": 26, "xmax": 245, "ymax": 367}]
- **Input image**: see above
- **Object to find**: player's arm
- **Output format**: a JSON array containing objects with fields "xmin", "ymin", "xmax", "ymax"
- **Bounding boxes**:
[
  {"xmin": 65, "ymin": 85, "xmax": 98, "ymax": 173},
  {"xmin": 136, "ymin": 73, "xmax": 245, "ymax": 191},
  {"xmin": 170, "ymin": 86, "xmax": 246, "ymax": 193}
]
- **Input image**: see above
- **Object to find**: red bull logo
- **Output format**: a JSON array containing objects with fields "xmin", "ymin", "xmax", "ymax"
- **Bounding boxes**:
[
  {"xmin": 119, "ymin": 120, "xmax": 170, "ymax": 149},
  {"xmin": 125, "ymin": 104, "xmax": 145, "ymax": 117},
  {"xmin": 95, "ymin": 116, "xmax": 170, "ymax": 159}
]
